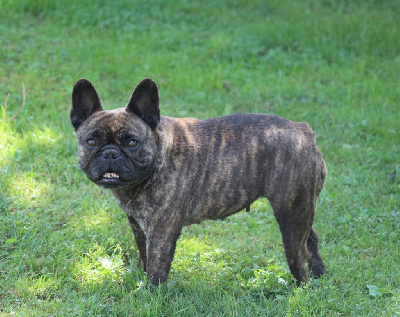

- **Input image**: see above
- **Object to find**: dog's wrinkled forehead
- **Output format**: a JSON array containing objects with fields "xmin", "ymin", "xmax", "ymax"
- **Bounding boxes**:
[{"xmin": 79, "ymin": 109, "xmax": 148, "ymax": 140}]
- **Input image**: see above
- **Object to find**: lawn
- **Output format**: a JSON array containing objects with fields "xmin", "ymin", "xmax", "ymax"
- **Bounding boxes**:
[{"xmin": 0, "ymin": 0, "xmax": 399, "ymax": 315}]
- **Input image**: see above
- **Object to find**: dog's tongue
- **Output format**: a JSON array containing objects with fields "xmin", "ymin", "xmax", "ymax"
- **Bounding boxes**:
[{"xmin": 103, "ymin": 172, "xmax": 119, "ymax": 179}]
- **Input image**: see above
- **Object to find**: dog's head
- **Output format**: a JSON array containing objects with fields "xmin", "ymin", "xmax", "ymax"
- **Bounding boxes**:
[{"xmin": 70, "ymin": 78, "xmax": 160, "ymax": 189}]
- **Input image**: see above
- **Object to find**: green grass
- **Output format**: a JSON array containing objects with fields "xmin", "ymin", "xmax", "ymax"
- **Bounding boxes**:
[{"xmin": 1, "ymin": 0, "xmax": 399, "ymax": 315}]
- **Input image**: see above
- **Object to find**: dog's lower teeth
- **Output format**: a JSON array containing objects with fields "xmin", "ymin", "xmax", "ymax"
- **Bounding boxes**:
[{"xmin": 103, "ymin": 173, "xmax": 119, "ymax": 179}]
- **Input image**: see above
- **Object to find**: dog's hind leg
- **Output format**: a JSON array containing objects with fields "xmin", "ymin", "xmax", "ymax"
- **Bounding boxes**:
[
  {"xmin": 306, "ymin": 226, "xmax": 327, "ymax": 278},
  {"xmin": 274, "ymin": 210, "xmax": 311, "ymax": 285},
  {"xmin": 269, "ymin": 186, "xmax": 318, "ymax": 286}
]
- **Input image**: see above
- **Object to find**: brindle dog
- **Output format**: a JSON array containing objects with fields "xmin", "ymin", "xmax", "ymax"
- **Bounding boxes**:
[{"xmin": 71, "ymin": 78, "xmax": 327, "ymax": 286}]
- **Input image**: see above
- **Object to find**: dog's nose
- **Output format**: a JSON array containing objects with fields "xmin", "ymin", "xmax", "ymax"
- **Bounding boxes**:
[{"xmin": 102, "ymin": 149, "xmax": 119, "ymax": 160}]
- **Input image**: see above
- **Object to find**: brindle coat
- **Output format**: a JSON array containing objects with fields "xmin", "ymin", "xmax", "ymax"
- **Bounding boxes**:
[{"xmin": 71, "ymin": 78, "xmax": 327, "ymax": 286}]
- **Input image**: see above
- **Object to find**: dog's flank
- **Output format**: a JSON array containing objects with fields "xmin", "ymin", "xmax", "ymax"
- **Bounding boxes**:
[{"xmin": 71, "ymin": 77, "xmax": 327, "ymax": 287}]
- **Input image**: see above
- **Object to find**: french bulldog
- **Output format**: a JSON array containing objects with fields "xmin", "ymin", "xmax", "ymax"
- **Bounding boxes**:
[{"xmin": 70, "ymin": 78, "xmax": 327, "ymax": 286}]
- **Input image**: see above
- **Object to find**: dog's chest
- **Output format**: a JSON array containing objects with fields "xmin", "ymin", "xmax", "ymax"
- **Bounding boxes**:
[{"xmin": 113, "ymin": 191, "xmax": 153, "ymax": 234}]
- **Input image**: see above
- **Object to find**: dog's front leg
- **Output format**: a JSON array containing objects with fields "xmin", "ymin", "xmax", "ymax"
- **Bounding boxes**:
[
  {"xmin": 127, "ymin": 215, "xmax": 147, "ymax": 272},
  {"xmin": 145, "ymin": 222, "xmax": 182, "ymax": 287}
]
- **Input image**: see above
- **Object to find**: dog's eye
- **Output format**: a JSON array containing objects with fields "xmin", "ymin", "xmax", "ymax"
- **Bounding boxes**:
[
  {"xmin": 128, "ymin": 139, "xmax": 139, "ymax": 149},
  {"xmin": 87, "ymin": 138, "xmax": 97, "ymax": 147}
]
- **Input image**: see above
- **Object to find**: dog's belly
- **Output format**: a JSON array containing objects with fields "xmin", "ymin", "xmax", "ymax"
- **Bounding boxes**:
[
  {"xmin": 184, "ymin": 196, "xmax": 259, "ymax": 225},
  {"xmin": 182, "ymin": 156, "xmax": 269, "ymax": 225}
]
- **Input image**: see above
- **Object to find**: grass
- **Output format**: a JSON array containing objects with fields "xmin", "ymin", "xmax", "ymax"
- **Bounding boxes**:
[{"xmin": 0, "ymin": 0, "xmax": 399, "ymax": 315}]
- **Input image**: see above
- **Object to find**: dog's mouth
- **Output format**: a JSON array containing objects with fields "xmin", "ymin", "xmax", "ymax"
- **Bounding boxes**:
[
  {"xmin": 95, "ymin": 172, "xmax": 127, "ymax": 188},
  {"xmin": 103, "ymin": 172, "xmax": 120, "ymax": 179}
]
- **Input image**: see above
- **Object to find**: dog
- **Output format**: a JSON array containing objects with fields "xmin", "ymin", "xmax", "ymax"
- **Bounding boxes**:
[{"xmin": 70, "ymin": 78, "xmax": 327, "ymax": 286}]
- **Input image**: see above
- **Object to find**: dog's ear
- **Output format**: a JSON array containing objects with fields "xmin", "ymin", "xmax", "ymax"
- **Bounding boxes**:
[
  {"xmin": 71, "ymin": 79, "xmax": 103, "ymax": 130},
  {"xmin": 126, "ymin": 78, "xmax": 160, "ymax": 130}
]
